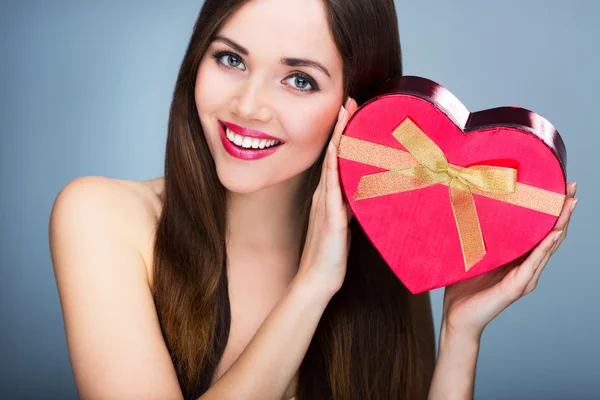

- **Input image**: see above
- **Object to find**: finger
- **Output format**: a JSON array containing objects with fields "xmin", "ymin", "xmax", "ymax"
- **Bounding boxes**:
[
  {"xmin": 554, "ymin": 196, "xmax": 577, "ymax": 232},
  {"xmin": 322, "ymin": 97, "xmax": 357, "ymax": 194},
  {"xmin": 551, "ymin": 219, "xmax": 570, "ymax": 254},
  {"xmin": 511, "ymin": 229, "xmax": 559, "ymax": 295},
  {"xmin": 549, "ymin": 180, "xmax": 575, "ymax": 237},
  {"xmin": 329, "ymin": 103, "xmax": 347, "ymax": 149},
  {"xmin": 522, "ymin": 186, "xmax": 575, "ymax": 291},
  {"xmin": 331, "ymin": 97, "xmax": 358, "ymax": 147},
  {"xmin": 550, "ymin": 197, "xmax": 577, "ymax": 253},
  {"xmin": 319, "ymin": 102, "xmax": 347, "ymax": 198},
  {"xmin": 535, "ymin": 203, "xmax": 574, "ymax": 282},
  {"xmin": 317, "ymin": 105, "xmax": 347, "ymax": 197},
  {"xmin": 345, "ymin": 97, "xmax": 359, "ymax": 119},
  {"xmin": 325, "ymin": 141, "xmax": 348, "ymax": 228},
  {"xmin": 523, "ymin": 247, "xmax": 552, "ymax": 294},
  {"xmin": 319, "ymin": 97, "xmax": 357, "ymax": 225},
  {"xmin": 567, "ymin": 181, "xmax": 577, "ymax": 198},
  {"xmin": 325, "ymin": 141, "xmax": 341, "ymax": 196}
]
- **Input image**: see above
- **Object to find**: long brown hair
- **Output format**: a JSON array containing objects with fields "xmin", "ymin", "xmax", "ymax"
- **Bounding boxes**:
[{"xmin": 152, "ymin": 1, "xmax": 426, "ymax": 399}]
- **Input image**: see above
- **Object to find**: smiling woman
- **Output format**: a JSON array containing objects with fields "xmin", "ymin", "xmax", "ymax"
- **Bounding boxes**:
[
  {"xmin": 49, "ymin": 0, "xmax": 436, "ymax": 399},
  {"xmin": 194, "ymin": 0, "xmax": 346, "ymax": 196}
]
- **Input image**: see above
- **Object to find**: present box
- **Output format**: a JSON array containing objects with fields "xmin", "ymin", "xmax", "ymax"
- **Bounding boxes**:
[{"xmin": 338, "ymin": 76, "xmax": 567, "ymax": 294}]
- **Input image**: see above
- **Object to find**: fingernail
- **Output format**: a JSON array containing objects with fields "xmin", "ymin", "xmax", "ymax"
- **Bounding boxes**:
[
  {"xmin": 338, "ymin": 105, "xmax": 345, "ymax": 122},
  {"xmin": 345, "ymin": 96, "xmax": 351, "ymax": 109},
  {"xmin": 572, "ymin": 182, "xmax": 577, "ymax": 196},
  {"xmin": 328, "ymin": 141, "xmax": 334, "ymax": 153},
  {"xmin": 554, "ymin": 230, "xmax": 563, "ymax": 242},
  {"xmin": 570, "ymin": 198, "xmax": 578, "ymax": 213}
]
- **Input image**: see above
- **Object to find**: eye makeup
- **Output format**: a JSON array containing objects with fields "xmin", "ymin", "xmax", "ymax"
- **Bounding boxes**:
[{"xmin": 210, "ymin": 49, "xmax": 321, "ymax": 93}]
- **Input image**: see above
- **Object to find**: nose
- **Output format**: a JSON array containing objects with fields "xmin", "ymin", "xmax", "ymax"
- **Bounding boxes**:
[{"xmin": 231, "ymin": 78, "xmax": 273, "ymax": 123}]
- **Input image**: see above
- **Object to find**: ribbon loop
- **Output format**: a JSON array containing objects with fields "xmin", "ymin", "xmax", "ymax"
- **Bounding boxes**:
[
  {"xmin": 348, "ymin": 117, "xmax": 519, "ymax": 271},
  {"xmin": 446, "ymin": 166, "xmax": 461, "ymax": 180},
  {"xmin": 338, "ymin": 127, "xmax": 566, "ymax": 222}
]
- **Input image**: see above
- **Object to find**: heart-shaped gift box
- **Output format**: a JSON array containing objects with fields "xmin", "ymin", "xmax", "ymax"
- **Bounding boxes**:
[{"xmin": 338, "ymin": 76, "xmax": 567, "ymax": 294}]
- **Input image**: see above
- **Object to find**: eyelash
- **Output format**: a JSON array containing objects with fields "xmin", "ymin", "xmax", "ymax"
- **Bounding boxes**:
[{"xmin": 211, "ymin": 50, "xmax": 320, "ymax": 93}]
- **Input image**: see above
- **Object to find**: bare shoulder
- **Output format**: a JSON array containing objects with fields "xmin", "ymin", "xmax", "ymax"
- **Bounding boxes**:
[
  {"xmin": 50, "ymin": 175, "xmax": 164, "ymax": 284},
  {"xmin": 48, "ymin": 176, "xmax": 180, "ymax": 399},
  {"xmin": 50, "ymin": 175, "xmax": 163, "ymax": 230}
]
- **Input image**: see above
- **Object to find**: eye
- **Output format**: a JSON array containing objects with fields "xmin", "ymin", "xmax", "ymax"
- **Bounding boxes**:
[
  {"xmin": 284, "ymin": 73, "xmax": 319, "ymax": 93},
  {"xmin": 212, "ymin": 51, "xmax": 246, "ymax": 71}
]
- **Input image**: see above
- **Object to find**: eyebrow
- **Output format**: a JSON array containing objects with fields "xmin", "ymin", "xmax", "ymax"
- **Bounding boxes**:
[
  {"xmin": 282, "ymin": 57, "xmax": 331, "ymax": 78},
  {"xmin": 212, "ymin": 35, "xmax": 332, "ymax": 78}
]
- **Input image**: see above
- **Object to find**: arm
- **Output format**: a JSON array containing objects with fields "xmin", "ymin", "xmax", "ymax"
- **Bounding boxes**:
[
  {"xmin": 427, "ymin": 324, "xmax": 480, "ymax": 400},
  {"xmin": 50, "ymin": 176, "xmax": 335, "ymax": 400},
  {"xmin": 201, "ymin": 272, "xmax": 333, "ymax": 400},
  {"xmin": 202, "ymin": 101, "xmax": 360, "ymax": 399},
  {"xmin": 427, "ymin": 181, "xmax": 577, "ymax": 400},
  {"xmin": 49, "ymin": 177, "xmax": 184, "ymax": 399},
  {"xmin": 412, "ymin": 292, "xmax": 479, "ymax": 400}
]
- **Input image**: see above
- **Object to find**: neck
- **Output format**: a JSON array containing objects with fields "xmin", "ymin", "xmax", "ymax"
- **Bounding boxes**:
[{"xmin": 225, "ymin": 173, "xmax": 308, "ymax": 262}]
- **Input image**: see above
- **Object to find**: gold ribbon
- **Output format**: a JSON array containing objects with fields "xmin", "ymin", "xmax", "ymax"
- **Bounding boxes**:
[{"xmin": 338, "ymin": 117, "xmax": 566, "ymax": 271}]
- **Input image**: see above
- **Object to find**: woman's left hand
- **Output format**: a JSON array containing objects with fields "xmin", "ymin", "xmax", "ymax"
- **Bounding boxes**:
[{"xmin": 441, "ymin": 181, "xmax": 578, "ymax": 340}]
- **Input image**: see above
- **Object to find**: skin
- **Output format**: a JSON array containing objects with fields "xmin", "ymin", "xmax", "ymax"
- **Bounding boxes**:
[
  {"xmin": 429, "ymin": 182, "xmax": 577, "ymax": 398},
  {"xmin": 195, "ymin": 0, "xmax": 344, "ymax": 258},
  {"xmin": 194, "ymin": 1, "xmax": 346, "ymax": 392},
  {"xmin": 50, "ymin": 1, "xmax": 360, "ymax": 399},
  {"xmin": 48, "ymin": 0, "xmax": 576, "ymax": 399},
  {"xmin": 327, "ymin": 112, "xmax": 578, "ymax": 400}
]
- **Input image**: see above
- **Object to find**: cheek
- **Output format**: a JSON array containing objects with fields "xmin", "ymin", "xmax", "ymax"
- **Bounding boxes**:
[
  {"xmin": 284, "ymin": 101, "xmax": 339, "ymax": 149},
  {"xmin": 195, "ymin": 62, "xmax": 230, "ymax": 115}
]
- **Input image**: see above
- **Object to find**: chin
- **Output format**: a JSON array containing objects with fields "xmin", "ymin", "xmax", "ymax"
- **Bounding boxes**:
[
  {"xmin": 216, "ymin": 169, "xmax": 268, "ymax": 194},
  {"xmin": 220, "ymin": 181, "xmax": 264, "ymax": 195}
]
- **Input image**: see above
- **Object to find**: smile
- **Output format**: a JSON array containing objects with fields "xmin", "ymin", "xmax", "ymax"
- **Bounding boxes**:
[
  {"xmin": 218, "ymin": 121, "xmax": 284, "ymax": 160},
  {"xmin": 225, "ymin": 126, "xmax": 281, "ymax": 149}
]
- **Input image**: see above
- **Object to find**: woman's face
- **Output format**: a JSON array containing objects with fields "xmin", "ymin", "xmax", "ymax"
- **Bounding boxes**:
[{"xmin": 195, "ymin": 0, "xmax": 344, "ymax": 194}]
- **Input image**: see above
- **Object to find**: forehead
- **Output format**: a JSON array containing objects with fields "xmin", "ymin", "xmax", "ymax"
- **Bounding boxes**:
[{"xmin": 217, "ymin": 0, "xmax": 341, "ymax": 69}]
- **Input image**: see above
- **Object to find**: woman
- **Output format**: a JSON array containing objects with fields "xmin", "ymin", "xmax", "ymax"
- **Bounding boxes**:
[{"xmin": 49, "ymin": 0, "xmax": 577, "ymax": 399}]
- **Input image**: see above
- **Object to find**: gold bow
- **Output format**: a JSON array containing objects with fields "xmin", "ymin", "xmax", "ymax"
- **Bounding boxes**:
[{"xmin": 338, "ymin": 117, "xmax": 565, "ymax": 271}]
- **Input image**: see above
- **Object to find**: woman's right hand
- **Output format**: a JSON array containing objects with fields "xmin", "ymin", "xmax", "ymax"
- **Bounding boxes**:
[{"xmin": 297, "ymin": 97, "xmax": 359, "ymax": 295}]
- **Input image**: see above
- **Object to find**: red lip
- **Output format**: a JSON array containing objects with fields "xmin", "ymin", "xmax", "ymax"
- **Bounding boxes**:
[
  {"xmin": 218, "ymin": 122, "xmax": 283, "ymax": 161},
  {"xmin": 221, "ymin": 121, "xmax": 283, "ymax": 142}
]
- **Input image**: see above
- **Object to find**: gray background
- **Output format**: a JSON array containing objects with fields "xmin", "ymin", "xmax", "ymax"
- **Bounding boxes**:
[{"xmin": 1, "ymin": 1, "xmax": 598, "ymax": 399}]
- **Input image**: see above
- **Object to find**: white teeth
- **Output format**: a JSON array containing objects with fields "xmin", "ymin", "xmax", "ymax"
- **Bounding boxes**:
[
  {"xmin": 241, "ymin": 136, "xmax": 253, "ymax": 148},
  {"xmin": 225, "ymin": 127, "xmax": 281, "ymax": 149}
]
